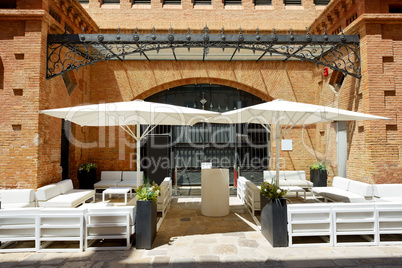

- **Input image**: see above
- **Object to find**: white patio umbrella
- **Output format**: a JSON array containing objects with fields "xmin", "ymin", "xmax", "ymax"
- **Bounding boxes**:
[
  {"xmin": 40, "ymin": 99, "xmax": 219, "ymax": 186},
  {"xmin": 205, "ymin": 99, "xmax": 390, "ymax": 186}
]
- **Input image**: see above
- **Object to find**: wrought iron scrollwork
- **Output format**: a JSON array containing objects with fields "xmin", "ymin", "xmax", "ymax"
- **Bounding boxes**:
[{"xmin": 47, "ymin": 28, "xmax": 361, "ymax": 79}]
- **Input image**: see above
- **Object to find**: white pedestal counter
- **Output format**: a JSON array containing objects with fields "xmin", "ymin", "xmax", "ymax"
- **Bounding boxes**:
[{"xmin": 201, "ymin": 168, "xmax": 229, "ymax": 217}]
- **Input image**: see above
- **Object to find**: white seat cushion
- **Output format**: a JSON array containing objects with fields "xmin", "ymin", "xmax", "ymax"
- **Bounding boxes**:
[
  {"xmin": 42, "ymin": 190, "xmax": 94, "ymax": 208},
  {"xmin": 312, "ymin": 187, "xmax": 367, "ymax": 203},
  {"xmin": 94, "ymin": 180, "xmax": 118, "ymax": 188}
]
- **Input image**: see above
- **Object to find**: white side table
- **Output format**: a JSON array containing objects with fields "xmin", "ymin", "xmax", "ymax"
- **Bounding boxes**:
[{"xmin": 102, "ymin": 187, "xmax": 132, "ymax": 205}]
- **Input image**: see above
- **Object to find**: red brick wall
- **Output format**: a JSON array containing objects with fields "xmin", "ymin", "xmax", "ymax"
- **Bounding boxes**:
[
  {"xmin": 1, "ymin": 0, "xmax": 400, "ymax": 189},
  {"xmin": 311, "ymin": 0, "xmax": 402, "ymax": 183}
]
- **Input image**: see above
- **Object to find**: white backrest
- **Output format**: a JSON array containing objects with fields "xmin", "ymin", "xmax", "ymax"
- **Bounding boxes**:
[
  {"xmin": 348, "ymin": 180, "xmax": 373, "ymax": 197},
  {"xmin": 56, "ymin": 179, "xmax": 74, "ymax": 194},
  {"xmin": 263, "ymin": 171, "xmax": 279, "ymax": 183},
  {"xmin": 122, "ymin": 171, "xmax": 144, "ymax": 182},
  {"xmin": 373, "ymin": 184, "xmax": 402, "ymax": 198},
  {"xmin": 332, "ymin": 176, "xmax": 350, "ymax": 191},
  {"xmin": 36, "ymin": 184, "xmax": 61, "ymax": 201},
  {"xmin": 101, "ymin": 171, "xmax": 122, "ymax": 182},
  {"xmin": 87, "ymin": 206, "xmax": 136, "ymax": 225},
  {"xmin": 264, "ymin": 170, "xmax": 306, "ymax": 182},
  {"xmin": 0, "ymin": 189, "xmax": 35, "ymax": 203},
  {"xmin": 284, "ymin": 171, "xmax": 306, "ymax": 181}
]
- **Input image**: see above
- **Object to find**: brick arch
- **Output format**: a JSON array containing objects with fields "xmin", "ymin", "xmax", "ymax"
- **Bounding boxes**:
[{"xmin": 134, "ymin": 77, "xmax": 274, "ymax": 102}]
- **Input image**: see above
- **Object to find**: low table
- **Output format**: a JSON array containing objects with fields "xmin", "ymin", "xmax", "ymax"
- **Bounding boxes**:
[
  {"xmin": 283, "ymin": 186, "xmax": 306, "ymax": 202},
  {"xmin": 102, "ymin": 187, "xmax": 133, "ymax": 205}
]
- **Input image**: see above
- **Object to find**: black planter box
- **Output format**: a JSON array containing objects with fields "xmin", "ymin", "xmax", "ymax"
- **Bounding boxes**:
[
  {"xmin": 135, "ymin": 200, "xmax": 157, "ymax": 249},
  {"xmin": 260, "ymin": 196, "xmax": 288, "ymax": 247},
  {"xmin": 310, "ymin": 169, "xmax": 327, "ymax": 187},
  {"xmin": 78, "ymin": 169, "xmax": 96, "ymax": 189}
]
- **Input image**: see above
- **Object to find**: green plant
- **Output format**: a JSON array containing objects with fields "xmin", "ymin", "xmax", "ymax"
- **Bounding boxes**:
[
  {"xmin": 78, "ymin": 163, "xmax": 97, "ymax": 172},
  {"xmin": 260, "ymin": 179, "xmax": 287, "ymax": 199},
  {"xmin": 310, "ymin": 161, "xmax": 327, "ymax": 171},
  {"xmin": 136, "ymin": 177, "xmax": 161, "ymax": 202}
]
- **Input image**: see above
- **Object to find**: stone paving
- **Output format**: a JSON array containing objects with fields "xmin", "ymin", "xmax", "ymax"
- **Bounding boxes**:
[{"xmin": 1, "ymin": 196, "xmax": 402, "ymax": 267}]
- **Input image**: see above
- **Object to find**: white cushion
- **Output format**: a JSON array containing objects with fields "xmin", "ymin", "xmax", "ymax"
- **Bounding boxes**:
[
  {"xmin": 116, "ymin": 181, "xmax": 138, "ymax": 188},
  {"xmin": 122, "ymin": 171, "xmax": 144, "ymax": 182},
  {"xmin": 36, "ymin": 184, "xmax": 61, "ymax": 201},
  {"xmin": 373, "ymin": 184, "xmax": 402, "ymax": 198},
  {"xmin": 332, "ymin": 176, "xmax": 350, "ymax": 191},
  {"xmin": 264, "ymin": 170, "xmax": 312, "ymax": 187},
  {"xmin": 100, "ymin": 171, "xmax": 122, "ymax": 182},
  {"xmin": 42, "ymin": 190, "xmax": 94, "ymax": 208},
  {"xmin": 348, "ymin": 180, "xmax": 373, "ymax": 197},
  {"xmin": 312, "ymin": 187, "xmax": 367, "ymax": 203},
  {"xmin": 0, "ymin": 189, "xmax": 35, "ymax": 204},
  {"xmin": 94, "ymin": 181, "xmax": 118, "ymax": 188},
  {"xmin": 56, "ymin": 179, "xmax": 74, "ymax": 194}
]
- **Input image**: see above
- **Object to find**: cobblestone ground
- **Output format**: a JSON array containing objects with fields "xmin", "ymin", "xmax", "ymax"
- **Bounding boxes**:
[{"xmin": 1, "ymin": 196, "xmax": 402, "ymax": 267}]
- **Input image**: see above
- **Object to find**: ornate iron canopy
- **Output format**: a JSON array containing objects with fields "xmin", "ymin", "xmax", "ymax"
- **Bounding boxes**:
[{"xmin": 47, "ymin": 27, "xmax": 361, "ymax": 79}]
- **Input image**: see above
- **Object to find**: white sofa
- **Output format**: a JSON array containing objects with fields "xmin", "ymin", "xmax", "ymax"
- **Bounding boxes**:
[
  {"xmin": 288, "ymin": 202, "xmax": 402, "ymax": 247},
  {"xmin": 94, "ymin": 171, "xmax": 144, "ymax": 191},
  {"xmin": 85, "ymin": 205, "xmax": 136, "ymax": 250},
  {"xmin": 263, "ymin": 171, "xmax": 313, "ymax": 188},
  {"xmin": 312, "ymin": 176, "xmax": 373, "ymax": 203},
  {"xmin": 0, "ymin": 205, "xmax": 136, "ymax": 252},
  {"xmin": 157, "ymin": 177, "xmax": 172, "ymax": 218},
  {"xmin": 36, "ymin": 179, "xmax": 95, "ymax": 208},
  {"xmin": 0, "ymin": 189, "xmax": 36, "ymax": 208}
]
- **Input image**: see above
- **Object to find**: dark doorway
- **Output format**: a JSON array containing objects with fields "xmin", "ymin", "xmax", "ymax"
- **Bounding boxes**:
[
  {"xmin": 61, "ymin": 119, "xmax": 70, "ymax": 180},
  {"xmin": 143, "ymin": 84, "xmax": 270, "ymax": 185}
]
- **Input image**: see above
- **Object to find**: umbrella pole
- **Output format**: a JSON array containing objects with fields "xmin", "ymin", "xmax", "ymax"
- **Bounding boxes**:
[
  {"xmin": 137, "ymin": 123, "xmax": 141, "ymax": 188},
  {"xmin": 275, "ymin": 123, "xmax": 280, "ymax": 186}
]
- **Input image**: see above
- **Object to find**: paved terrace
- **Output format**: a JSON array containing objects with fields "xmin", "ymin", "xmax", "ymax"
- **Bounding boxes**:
[{"xmin": 1, "ymin": 196, "xmax": 402, "ymax": 267}]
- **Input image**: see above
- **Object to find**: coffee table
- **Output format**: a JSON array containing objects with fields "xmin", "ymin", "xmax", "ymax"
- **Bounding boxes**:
[
  {"xmin": 282, "ymin": 186, "xmax": 306, "ymax": 202},
  {"xmin": 102, "ymin": 187, "xmax": 133, "ymax": 205}
]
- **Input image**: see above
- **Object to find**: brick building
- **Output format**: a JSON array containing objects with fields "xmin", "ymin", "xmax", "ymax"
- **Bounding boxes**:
[{"xmin": 0, "ymin": 0, "xmax": 400, "ymax": 189}]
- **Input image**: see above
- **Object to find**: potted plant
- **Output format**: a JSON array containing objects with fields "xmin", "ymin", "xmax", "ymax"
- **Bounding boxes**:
[
  {"xmin": 310, "ymin": 161, "xmax": 327, "ymax": 187},
  {"xmin": 260, "ymin": 180, "xmax": 288, "ymax": 247},
  {"xmin": 135, "ymin": 177, "xmax": 161, "ymax": 249},
  {"xmin": 77, "ymin": 163, "xmax": 97, "ymax": 189}
]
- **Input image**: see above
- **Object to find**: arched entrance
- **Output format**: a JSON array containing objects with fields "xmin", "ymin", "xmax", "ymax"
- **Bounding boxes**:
[{"xmin": 142, "ymin": 84, "xmax": 269, "ymax": 187}]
